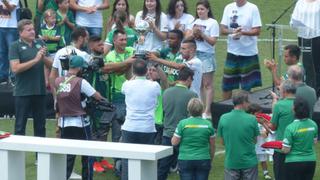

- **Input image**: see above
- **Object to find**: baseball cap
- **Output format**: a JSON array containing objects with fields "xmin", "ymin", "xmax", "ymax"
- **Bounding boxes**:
[{"xmin": 69, "ymin": 55, "xmax": 88, "ymax": 68}]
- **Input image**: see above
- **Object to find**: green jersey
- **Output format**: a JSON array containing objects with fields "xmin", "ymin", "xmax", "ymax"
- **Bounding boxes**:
[
  {"xmin": 295, "ymin": 83, "xmax": 317, "ymax": 118},
  {"xmin": 175, "ymin": 117, "xmax": 215, "ymax": 160},
  {"xmin": 35, "ymin": 0, "xmax": 58, "ymax": 16},
  {"xmin": 154, "ymin": 90, "xmax": 164, "ymax": 125},
  {"xmin": 158, "ymin": 48, "xmax": 183, "ymax": 83},
  {"xmin": 105, "ymin": 27, "xmax": 138, "ymax": 48},
  {"xmin": 40, "ymin": 24, "xmax": 61, "ymax": 53},
  {"xmin": 56, "ymin": 9, "xmax": 75, "ymax": 46},
  {"xmin": 218, "ymin": 109, "xmax": 259, "ymax": 169},
  {"xmin": 283, "ymin": 119, "xmax": 318, "ymax": 163}
]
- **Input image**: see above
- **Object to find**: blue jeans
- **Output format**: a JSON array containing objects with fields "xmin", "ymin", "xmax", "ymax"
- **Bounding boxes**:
[
  {"xmin": 0, "ymin": 28, "xmax": 18, "ymax": 79},
  {"xmin": 158, "ymin": 136, "xmax": 179, "ymax": 180},
  {"xmin": 178, "ymin": 159, "xmax": 211, "ymax": 180},
  {"xmin": 83, "ymin": 26, "xmax": 102, "ymax": 37}
]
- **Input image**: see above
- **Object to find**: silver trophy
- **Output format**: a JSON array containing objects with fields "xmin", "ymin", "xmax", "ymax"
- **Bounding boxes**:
[{"xmin": 134, "ymin": 18, "xmax": 152, "ymax": 59}]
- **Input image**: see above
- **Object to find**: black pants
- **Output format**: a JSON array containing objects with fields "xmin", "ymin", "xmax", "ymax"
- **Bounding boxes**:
[
  {"xmin": 273, "ymin": 151, "xmax": 286, "ymax": 180},
  {"xmin": 285, "ymin": 161, "xmax": 316, "ymax": 180},
  {"xmin": 60, "ymin": 126, "xmax": 93, "ymax": 180},
  {"xmin": 14, "ymin": 95, "xmax": 46, "ymax": 137}
]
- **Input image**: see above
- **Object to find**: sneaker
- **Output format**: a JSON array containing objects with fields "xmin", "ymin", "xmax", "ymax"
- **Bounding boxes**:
[
  {"xmin": 100, "ymin": 159, "xmax": 114, "ymax": 170},
  {"xmin": 93, "ymin": 161, "xmax": 105, "ymax": 172},
  {"xmin": 70, "ymin": 172, "xmax": 82, "ymax": 179},
  {"xmin": 264, "ymin": 174, "xmax": 272, "ymax": 180}
]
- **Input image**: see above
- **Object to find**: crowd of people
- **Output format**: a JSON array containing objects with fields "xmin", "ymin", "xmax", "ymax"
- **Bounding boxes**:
[{"xmin": 1, "ymin": 0, "xmax": 319, "ymax": 180}]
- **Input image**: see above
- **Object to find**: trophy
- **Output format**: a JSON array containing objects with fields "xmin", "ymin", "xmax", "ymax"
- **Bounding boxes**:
[{"xmin": 134, "ymin": 19, "xmax": 151, "ymax": 60}]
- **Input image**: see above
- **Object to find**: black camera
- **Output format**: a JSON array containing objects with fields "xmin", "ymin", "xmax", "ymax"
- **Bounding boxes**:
[
  {"xmin": 60, "ymin": 55, "xmax": 70, "ymax": 71},
  {"xmin": 86, "ymin": 98, "xmax": 116, "ymax": 113}
]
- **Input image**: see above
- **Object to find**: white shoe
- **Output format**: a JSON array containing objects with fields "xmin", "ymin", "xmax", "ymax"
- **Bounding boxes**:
[{"xmin": 70, "ymin": 172, "xmax": 82, "ymax": 179}]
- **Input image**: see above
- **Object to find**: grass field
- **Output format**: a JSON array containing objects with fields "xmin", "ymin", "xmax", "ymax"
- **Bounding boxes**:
[{"xmin": 1, "ymin": 0, "xmax": 318, "ymax": 180}]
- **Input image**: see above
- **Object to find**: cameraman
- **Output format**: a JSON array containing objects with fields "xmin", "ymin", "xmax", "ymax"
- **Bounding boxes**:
[{"xmin": 55, "ymin": 55, "xmax": 102, "ymax": 180}]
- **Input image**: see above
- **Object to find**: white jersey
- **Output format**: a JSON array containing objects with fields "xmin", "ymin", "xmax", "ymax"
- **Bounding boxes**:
[
  {"xmin": 184, "ymin": 56, "xmax": 202, "ymax": 97},
  {"xmin": 0, "ymin": 0, "xmax": 19, "ymax": 28},
  {"xmin": 75, "ymin": 0, "xmax": 103, "ymax": 28},
  {"xmin": 167, "ymin": 13, "xmax": 194, "ymax": 31}
]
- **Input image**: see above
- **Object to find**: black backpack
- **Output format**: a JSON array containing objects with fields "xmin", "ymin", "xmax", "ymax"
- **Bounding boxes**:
[{"xmin": 17, "ymin": 0, "xmax": 32, "ymax": 21}]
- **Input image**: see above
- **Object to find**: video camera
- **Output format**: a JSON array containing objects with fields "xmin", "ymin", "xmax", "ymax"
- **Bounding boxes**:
[{"xmin": 86, "ymin": 98, "xmax": 116, "ymax": 113}]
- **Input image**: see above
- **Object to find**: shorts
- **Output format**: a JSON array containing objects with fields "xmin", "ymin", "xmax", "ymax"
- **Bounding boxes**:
[
  {"xmin": 222, "ymin": 53, "xmax": 262, "ymax": 91},
  {"xmin": 196, "ymin": 51, "xmax": 216, "ymax": 73},
  {"xmin": 257, "ymin": 154, "xmax": 268, "ymax": 162}
]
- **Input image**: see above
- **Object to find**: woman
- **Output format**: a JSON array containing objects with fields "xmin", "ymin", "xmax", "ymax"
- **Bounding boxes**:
[
  {"xmin": 167, "ymin": 0, "xmax": 194, "ymax": 31},
  {"xmin": 135, "ymin": 0, "xmax": 168, "ymax": 52},
  {"xmin": 186, "ymin": 0, "xmax": 219, "ymax": 119},
  {"xmin": 290, "ymin": 0, "xmax": 320, "ymax": 95},
  {"xmin": 172, "ymin": 98, "xmax": 215, "ymax": 180},
  {"xmin": 282, "ymin": 96, "xmax": 318, "ymax": 180}
]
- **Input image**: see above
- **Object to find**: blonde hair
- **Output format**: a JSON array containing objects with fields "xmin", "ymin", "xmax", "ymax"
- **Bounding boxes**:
[{"xmin": 187, "ymin": 98, "xmax": 204, "ymax": 117}]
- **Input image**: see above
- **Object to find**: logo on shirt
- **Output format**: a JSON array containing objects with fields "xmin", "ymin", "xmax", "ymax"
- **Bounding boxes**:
[{"xmin": 230, "ymin": 10, "xmax": 239, "ymax": 28}]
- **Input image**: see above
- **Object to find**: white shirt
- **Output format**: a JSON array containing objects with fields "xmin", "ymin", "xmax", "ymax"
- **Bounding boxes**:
[
  {"xmin": 184, "ymin": 56, "xmax": 202, "ymax": 97},
  {"xmin": 121, "ymin": 77, "xmax": 161, "ymax": 133},
  {"xmin": 53, "ymin": 46, "xmax": 91, "ymax": 77},
  {"xmin": 167, "ymin": 13, "xmax": 194, "ymax": 31},
  {"xmin": 75, "ymin": 0, "xmax": 103, "ymax": 28},
  {"xmin": 58, "ymin": 79, "xmax": 96, "ymax": 128},
  {"xmin": 188, "ymin": 18, "xmax": 219, "ymax": 53},
  {"xmin": 221, "ymin": 2, "xmax": 262, "ymax": 56},
  {"xmin": 290, "ymin": 0, "xmax": 320, "ymax": 38},
  {"xmin": 0, "ymin": 0, "xmax": 19, "ymax": 28},
  {"xmin": 135, "ymin": 11, "xmax": 168, "ymax": 51}
]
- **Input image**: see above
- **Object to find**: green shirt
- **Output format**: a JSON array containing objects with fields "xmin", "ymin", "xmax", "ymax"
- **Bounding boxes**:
[
  {"xmin": 155, "ymin": 90, "xmax": 164, "ymax": 125},
  {"xmin": 9, "ymin": 39, "xmax": 47, "ymax": 96},
  {"xmin": 40, "ymin": 24, "xmax": 61, "ymax": 53},
  {"xmin": 105, "ymin": 27, "xmax": 138, "ymax": 48},
  {"xmin": 296, "ymin": 83, "xmax": 317, "ymax": 118},
  {"xmin": 271, "ymin": 97, "xmax": 295, "ymax": 142},
  {"xmin": 283, "ymin": 119, "xmax": 318, "ymax": 163},
  {"xmin": 158, "ymin": 48, "xmax": 183, "ymax": 83},
  {"xmin": 162, "ymin": 84, "xmax": 198, "ymax": 137},
  {"xmin": 217, "ymin": 109, "xmax": 259, "ymax": 169},
  {"xmin": 104, "ymin": 47, "xmax": 135, "ymax": 101},
  {"xmin": 35, "ymin": 0, "xmax": 58, "ymax": 16},
  {"xmin": 175, "ymin": 117, "xmax": 215, "ymax": 160},
  {"xmin": 56, "ymin": 9, "xmax": 75, "ymax": 46}
]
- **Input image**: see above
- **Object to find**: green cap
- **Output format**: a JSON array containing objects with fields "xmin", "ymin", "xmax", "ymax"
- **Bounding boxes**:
[{"xmin": 69, "ymin": 55, "xmax": 88, "ymax": 68}]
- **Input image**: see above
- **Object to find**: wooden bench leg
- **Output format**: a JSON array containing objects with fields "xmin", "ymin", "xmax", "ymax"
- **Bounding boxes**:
[
  {"xmin": 37, "ymin": 153, "xmax": 66, "ymax": 180},
  {"xmin": 128, "ymin": 159, "xmax": 157, "ymax": 180},
  {"xmin": 0, "ymin": 150, "xmax": 25, "ymax": 180}
]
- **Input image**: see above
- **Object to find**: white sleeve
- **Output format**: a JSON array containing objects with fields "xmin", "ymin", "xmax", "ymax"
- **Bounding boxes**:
[
  {"xmin": 251, "ymin": 5, "xmax": 262, "ymax": 28},
  {"xmin": 135, "ymin": 11, "xmax": 143, "ymax": 25},
  {"xmin": 121, "ymin": 81, "xmax": 128, "ymax": 95},
  {"xmin": 220, "ymin": 6, "xmax": 229, "ymax": 26},
  {"xmin": 160, "ymin": 13, "xmax": 169, "ymax": 32},
  {"xmin": 209, "ymin": 19, "xmax": 220, "ymax": 37},
  {"xmin": 52, "ymin": 53, "xmax": 61, "ymax": 69},
  {"xmin": 81, "ymin": 79, "xmax": 96, "ymax": 97},
  {"xmin": 290, "ymin": 1, "xmax": 300, "ymax": 27}
]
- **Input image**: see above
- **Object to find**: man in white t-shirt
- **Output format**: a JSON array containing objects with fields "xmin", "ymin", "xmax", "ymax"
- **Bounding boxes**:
[
  {"xmin": 146, "ymin": 39, "xmax": 202, "ymax": 97},
  {"xmin": 220, "ymin": 0, "xmax": 262, "ymax": 100},
  {"xmin": 0, "ymin": 0, "xmax": 19, "ymax": 83},
  {"xmin": 70, "ymin": 0, "xmax": 109, "ymax": 37}
]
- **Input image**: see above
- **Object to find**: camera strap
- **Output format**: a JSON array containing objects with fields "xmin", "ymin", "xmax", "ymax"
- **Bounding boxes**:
[{"xmin": 56, "ymin": 75, "xmax": 76, "ymax": 95}]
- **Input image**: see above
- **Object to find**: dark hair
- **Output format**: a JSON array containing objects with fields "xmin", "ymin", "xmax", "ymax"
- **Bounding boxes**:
[
  {"xmin": 284, "ymin": 44, "xmax": 301, "ymax": 60},
  {"xmin": 195, "ymin": 0, "xmax": 214, "ymax": 19},
  {"xmin": 18, "ymin": 19, "xmax": 33, "ymax": 33},
  {"xmin": 133, "ymin": 59, "xmax": 148, "ymax": 76},
  {"xmin": 287, "ymin": 65, "xmax": 304, "ymax": 82},
  {"xmin": 142, "ymin": 0, "xmax": 162, "ymax": 28},
  {"xmin": 113, "ymin": 29, "xmax": 126, "ymax": 40},
  {"xmin": 113, "ymin": 10, "xmax": 127, "ymax": 31},
  {"xmin": 111, "ymin": 0, "xmax": 130, "ymax": 19},
  {"xmin": 182, "ymin": 38, "xmax": 197, "ymax": 50},
  {"xmin": 177, "ymin": 67, "xmax": 194, "ymax": 81},
  {"xmin": 169, "ymin": 29, "xmax": 184, "ymax": 42},
  {"xmin": 56, "ymin": 0, "xmax": 67, "ymax": 4},
  {"xmin": 294, "ymin": 96, "xmax": 310, "ymax": 119},
  {"xmin": 89, "ymin": 35, "xmax": 102, "ymax": 43},
  {"xmin": 232, "ymin": 91, "xmax": 249, "ymax": 106},
  {"xmin": 167, "ymin": 0, "xmax": 188, "ymax": 18},
  {"xmin": 71, "ymin": 27, "xmax": 87, "ymax": 42},
  {"xmin": 281, "ymin": 80, "xmax": 296, "ymax": 94},
  {"xmin": 246, "ymin": 103, "xmax": 262, "ymax": 114}
]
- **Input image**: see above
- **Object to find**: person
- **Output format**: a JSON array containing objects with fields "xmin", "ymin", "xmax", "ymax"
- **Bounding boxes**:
[
  {"xmin": 186, "ymin": 0, "xmax": 219, "ymax": 119},
  {"xmin": 166, "ymin": 0, "xmax": 194, "ymax": 32},
  {"xmin": 0, "ymin": 0, "xmax": 19, "ymax": 84},
  {"xmin": 55, "ymin": 55, "xmax": 103, "ymax": 180},
  {"xmin": 282, "ymin": 96, "xmax": 318, "ymax": 180},
  {"xmin": 56, "ymin": 0, "xmax": 76, "ymax": 47},
  {"xmin": 290, "ymin": 0, "xmax": 320, "ymax": 96},
  {"xmin": 105, "ymin": 0, "xmax": 135, "ymax": 34},
  {"xmin": 135, "ymin": 0, "xmax": 168, "ymax": 51},
  {"xmin": 171, "ymin": 98, "xmax": 215, "ymax": 180},
  {"xmin": 158, "ymin": 67, "xmax": 198, "ymax": 180},
  {"xmin": 121, "ymin": 59, "xmax": 161, "ymax": 180},
  {"xmin": 217, "ymin": 90, "xmax": 260, "ymax": 180},
  {"xmin": 247, "ymin": 103, "xmax": 272, "ymax": 180},
  {"xmin": 34, "ymin": 0, "xmax": 58, "ymax": 36},
  {"xmin": 288, "ymin": 65, "xmax": 316, "ymax": 118},
  {"xmin": 147, "ymin": 39, "xmax": 202, "ymax": 98},
  {"xmin": 9, "ymin": 19, "xmax": 52, "ymax": 137},
  {"xmin": 70, "ymin": 0, "xmax": 110, "ymax": 37},
  {"xmin": 220, "ymin": 0, "xmax": 262, "ymax": 100},
  {"xmin": 264, "ymin": 44, "xmax": 302, "ymax": 87},
  {"xmin": 269, "ymin": 80, "xmax": 296, "ymax": 180}
]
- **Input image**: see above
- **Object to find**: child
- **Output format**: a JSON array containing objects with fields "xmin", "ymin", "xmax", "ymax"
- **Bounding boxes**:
[
  {"xmin": 56, "ymin": 0, "xmax": 75, "ymax": 47},
  {"xmin": 247, "ymin": 103, "xmax": 273, "ymax": 180}
]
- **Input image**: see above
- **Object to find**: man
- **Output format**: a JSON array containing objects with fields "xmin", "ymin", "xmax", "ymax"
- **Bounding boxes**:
[
  {"xmin": 220, "ymin": 0, "xmax": 262, "ymax": 100},
  {"xmin": 55, "ymin": 55, "xmax": 102, "ymax": 180},
  {"xmin": 147, "ymin": 39, "xmax": 202, "ymax": 98},
  {"xmin": 265, "ymin": 44, "xmax": 302, "ymax": 87},
  {"xmin": 70, "ymin": 0, "xmax": 109, "ymax": 37},
  {"xmin": 269, "ymin": 80, "xmax": 296, "ymax": 180},
  {"xmin": 158, "ymin": 67, "xmax": 198, "ymax": 180},
  {"xmin": 217, "ymin": 90, "xmax": 260, "ymax": 180},
  {"xmin": 9, "ymin": 19, "xmax": 52, "ymax": 137},
  {"xmin": 121, "ymin": 59, "xmax": 161, "ymax": 180},
  {"xmin": 0, "ymin": 0, "xmax": 19, "ymax": 84}
]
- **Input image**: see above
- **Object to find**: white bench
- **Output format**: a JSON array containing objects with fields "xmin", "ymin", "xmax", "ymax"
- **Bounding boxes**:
[{"xmin": 0, "ymin": 135, "xmax": 173, "ymax": 180}]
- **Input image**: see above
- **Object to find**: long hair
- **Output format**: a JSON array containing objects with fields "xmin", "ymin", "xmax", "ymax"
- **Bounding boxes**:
[
  {"xmin": 142, "ymin": 0, "xmax": 162, "ymax": 28},
  {"xmin": 195, "ymin": 0, "xmax": 214, "ymax": 19},
  {"xmin": 167, "ymin": 0, "xmax": 188, "ymax": 18},
  {"xmin": 111, "ymin": 0, "xmax": 130, "ymax": 21}
]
